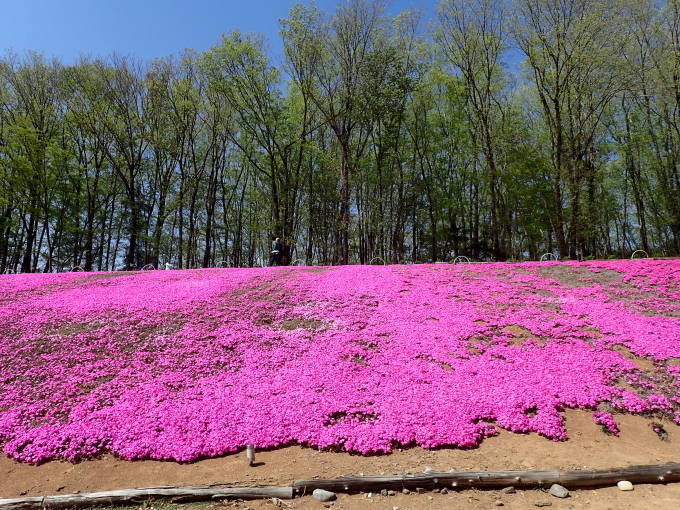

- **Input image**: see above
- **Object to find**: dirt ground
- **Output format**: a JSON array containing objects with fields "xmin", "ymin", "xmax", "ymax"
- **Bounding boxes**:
[{"xmin": 2, "ymin": 410, "xmax": 680, "ymax": 509}]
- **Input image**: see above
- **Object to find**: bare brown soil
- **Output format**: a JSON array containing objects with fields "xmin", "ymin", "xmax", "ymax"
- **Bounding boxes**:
[
  {"xmin": 278, "ymin": 318, "xmax": 327, "ymax": 332},
  {"xmin": 2, "ymin": 410, "xmax": 680, "ymax": 508},
  {"xmin": 86, "ymin": 272, "xmax": 139, "ymax": 280},
  {"xmin": 537, "ymin": 265, "xmax": 624, "ymax": 287},
  {"xmin": 502, "ymin": 324, "xmax": 542, "ymax": 346}
]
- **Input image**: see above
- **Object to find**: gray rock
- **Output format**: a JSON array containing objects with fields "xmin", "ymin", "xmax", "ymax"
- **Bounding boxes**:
[
  {"xmin": 380, "ymin": 489, "xmax": 389, "ymax": 497},
  {"xmin": 415, "ymin": 487, "xmax": 425, "ymax": 494},
  {"xmin": 312, "ymin": 489, "xmax": 337, "ymax": 502},
  {"xmin": 494, "ymin": 501, "xmax": 504, "ymax": 507},
  {"xmin": 440, "ymin": 488, "xmax": 448, "ymax": 494},
  {"xmin": 549, "ymin": 484, "xmax": 569, "ymax": 498},
  {"xmin": 432, "ymin": 488, "xmax": 440, "ymax": 493},
  {"xmin": 500, "ymin": 486, "xmax": 516, "ymax": 494},
  {"xmin": 387, "ymin": 490, "xmax": 396, "ymax": 496},
  {"xmin": 401, "ymin": 488, "xmax": 410, "ymax": 495}
]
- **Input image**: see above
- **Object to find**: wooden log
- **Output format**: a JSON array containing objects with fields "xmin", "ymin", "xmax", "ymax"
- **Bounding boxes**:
[
  {"xmin": 0, "ymin": 486, "xmax": 294, "ymax": 510},
  {"xmin": 293, "ymin": 462, "xmax": 680, "ymax": 494},
  {"xmin": 3, "ymin": 462, "xmax": 679, "ymax": 508}
]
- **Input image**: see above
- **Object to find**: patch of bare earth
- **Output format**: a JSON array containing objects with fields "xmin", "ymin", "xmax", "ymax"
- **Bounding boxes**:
[
  {"xmin": 597, "ymin": 279, "xmax": 680, "ymax": 317},
  {"xmin": 538, "ymin": 265, "xmax": 623, "ymax": 287},
  {"xmin": 2, "ymin": 411, "xmax": 680, "ymax": 509},
  {"xmin": 45, "ymin": 321, "xmax": 103, "ymax": 337},
  {"xmin": 613, "ymin": 345, "xmax": 657, "ymax": 372},
  {"xmin": 534, "ymin": 264, "xmax": 680, "ymax": 319},
  {"xmin": 609, "ymin": 345, "xmax": 680, "ymax": 426},
  {"xmin": 502, "ymin": 325, "xmax": 545, "ymax": 346},
  {"xmin": 301, "ymin": 267, "xmax": 334, "ymax": 274},
  {"xmin": 85, "ymin": 272, "xmax": 139, "ymax": 280},
  {"xmin": 278, "ymin": 318, "xmax": 327, "ymax": 331}
]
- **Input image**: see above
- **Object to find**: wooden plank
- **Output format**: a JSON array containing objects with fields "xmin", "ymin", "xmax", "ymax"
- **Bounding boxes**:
[{"xmin": 0, "ymin": 486, "xmax": 294, "ymax": 510}]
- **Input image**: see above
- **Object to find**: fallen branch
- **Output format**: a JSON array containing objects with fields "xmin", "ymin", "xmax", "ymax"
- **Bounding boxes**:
[
  {"xmin": 0, "ymin": 486, "xmax": 294, "ymax": 510},
  {"xmin": 293, "ymin": 462, "xmax": 680, "ymax": 494},
  {"xmin": 3, "ymin": 463, "xmax": 680, "ymax": 509}
]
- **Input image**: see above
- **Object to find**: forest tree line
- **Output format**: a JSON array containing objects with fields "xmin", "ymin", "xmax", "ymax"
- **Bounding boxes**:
[{"xmin": 1, "ymin": 0, "xmax": 679, "ymax": 272}]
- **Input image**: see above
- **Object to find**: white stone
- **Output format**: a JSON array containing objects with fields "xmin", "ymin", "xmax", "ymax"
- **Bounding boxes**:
[
  {"xmin": 617, "ymin": 480, "xmax": 634, "ymax": 491},
  {"xmin": 312, "ymin": 489, "xmax": 337, "ymax": 502}
]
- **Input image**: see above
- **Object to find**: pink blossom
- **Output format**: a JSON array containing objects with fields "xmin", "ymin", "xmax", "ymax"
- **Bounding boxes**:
[
  {"xmin": 592, "ymin": 411, "xmax": 620, "ymax": 436},
  {"xmin": 0, "ymin": 260, "xmax": 679, "ymax": 463}
]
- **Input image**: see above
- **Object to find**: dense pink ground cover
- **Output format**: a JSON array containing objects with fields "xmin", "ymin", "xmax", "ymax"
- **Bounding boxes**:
[{"xmin": 1, "ymin": 260, "xmax": 679, "ymax": 463}]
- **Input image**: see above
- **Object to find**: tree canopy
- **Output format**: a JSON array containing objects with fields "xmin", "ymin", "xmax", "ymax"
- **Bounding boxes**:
[{"xmin": 1, "ymin": 0, "xmax": 678, "ymax": 272}]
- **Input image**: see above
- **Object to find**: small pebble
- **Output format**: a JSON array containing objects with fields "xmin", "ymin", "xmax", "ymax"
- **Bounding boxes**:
[
  {"xmin": 495, "ymin": 501, "xmax": 504, "ymax": 507},
  {"xmin": 424, "ymin": 466, "xmax": 435, "ymax": 473},
  {"xmin": 432, "ymin": 488, "xmax": 440, "ymax": 493},
  {"xmin": 387, "ymin": 490, "xmax": 396, "ymax": 496},
  {"xmin": 380, "ymin": 489, "xmax": 388, "ymax": 497},
  {"xmin": 402, "ymin": 488, "xmax": 410, "ymax": 495},
  {"xmin": 617, "ymin": 480, "xmax": 634, "ymax": 491},
  {"xmin": 500, "ymin": 486, "xmax": 516, "ymax": 494},
  {"xmin": 416, "ymin": 487, "xmax": 425, "ymax": 494},
  {"xmin": 549, "ymin": 484, "xmax": 569, "ymax": 498},
  {"xmin": 440, "ymin": 488, "xmax": 448, "ymax": 494},
  {"xmin": 427, "ymin": 496, "xmax": 433, "ymax": 501},
  {"xmin": 535, "ymin": 501, "xmax": 553, "ymax": 507}
]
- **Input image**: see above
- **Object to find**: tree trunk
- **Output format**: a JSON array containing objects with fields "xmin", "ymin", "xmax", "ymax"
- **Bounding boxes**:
[
  {"xmin": 339, "ymin": 143, "xmax": 351, "ymax": 265},
  {"xmin": 21, "ymin": 208, "xmax": 37, "ymax": 273},
  {"xmin": 126, "ymin": 185, "xmax": 140, "ymax": 270}
]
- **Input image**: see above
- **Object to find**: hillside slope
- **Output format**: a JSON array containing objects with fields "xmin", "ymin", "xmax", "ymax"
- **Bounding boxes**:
[{"xmin": 1, "ymin": 260, "xmax": 679, "ymax": 463}]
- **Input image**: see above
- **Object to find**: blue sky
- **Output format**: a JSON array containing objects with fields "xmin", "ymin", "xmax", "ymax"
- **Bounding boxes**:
[{"xmin": 0, "ymin": 0, "xmax": 438, "ymax": 64}]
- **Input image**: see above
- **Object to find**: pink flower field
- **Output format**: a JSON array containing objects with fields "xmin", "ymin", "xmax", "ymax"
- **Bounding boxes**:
[{"xmin": 1, "ymin": 260, "xmax": 679, "ymax": 464}]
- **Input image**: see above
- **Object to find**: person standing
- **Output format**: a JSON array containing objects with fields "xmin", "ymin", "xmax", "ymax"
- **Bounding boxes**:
[{"xmin": 269, "ymin": 237, "xmax": 282, "ymax": 266}]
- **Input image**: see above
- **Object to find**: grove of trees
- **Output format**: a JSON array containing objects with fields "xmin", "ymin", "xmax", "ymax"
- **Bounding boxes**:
[{"xmin": 1, "ymin": 0, "xmax": 679, "ymax": 272}]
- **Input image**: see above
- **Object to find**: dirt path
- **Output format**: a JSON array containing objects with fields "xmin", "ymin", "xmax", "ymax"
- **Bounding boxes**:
[{"xmin": 2, "ymin": 410, "xmax": 679, "ymax": 508}]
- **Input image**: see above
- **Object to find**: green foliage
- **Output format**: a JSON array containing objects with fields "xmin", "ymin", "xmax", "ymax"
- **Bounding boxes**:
[{"xmin": 0, "ymin": 0, "xmax": 678, "ymax": 272}]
